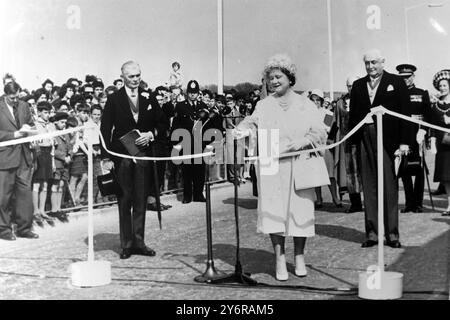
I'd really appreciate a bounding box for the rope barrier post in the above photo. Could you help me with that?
[358,107,403,300]
[70,124,111,288]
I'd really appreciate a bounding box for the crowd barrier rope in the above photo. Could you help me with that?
[1,106,449,164]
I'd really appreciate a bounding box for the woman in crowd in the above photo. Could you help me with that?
[308,89,343,209]
[232,54,327,281]
[430,70,450,216]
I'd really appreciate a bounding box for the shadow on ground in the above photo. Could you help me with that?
[315,224,366,244]
[185,243,277,278]
[83,233,121,254]
[222,198,258,210]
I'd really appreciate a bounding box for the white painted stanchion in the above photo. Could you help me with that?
[358,107,403,300]
[70,125,111,287]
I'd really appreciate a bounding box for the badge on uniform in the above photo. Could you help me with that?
[410,95,422,102]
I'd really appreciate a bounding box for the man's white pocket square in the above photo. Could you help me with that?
[147,105,152,110]
[387,84,394,92]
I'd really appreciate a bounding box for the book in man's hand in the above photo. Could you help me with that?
[119,129,147,156]
[323,109,334,128]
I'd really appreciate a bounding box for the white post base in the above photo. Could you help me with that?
[358,270,403,300]
[70,261,111,287]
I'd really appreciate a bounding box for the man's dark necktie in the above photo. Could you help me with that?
[130,90,138,114]
[13,105,20,128]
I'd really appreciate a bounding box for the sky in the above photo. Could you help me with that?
[1,0,450,95]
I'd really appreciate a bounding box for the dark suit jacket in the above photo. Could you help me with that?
[349,71,409,157]
[0,98,34,170]
[100,87,167,160]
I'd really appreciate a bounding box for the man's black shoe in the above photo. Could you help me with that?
[193,196,206,202]
[148,203,172,210]
[400,207,415,213]
[34,215,44,227]
[182,199,192,204]
[131,246,156,257]
[147,203,166,211]
[345,206,363,213]
[361,240,378,248]
[385,240,402,248]
[16,231,39,239]
[414,206,424,213]
[0,233,16,241]
[161,203,172,210]
[56,212,69,223]
[120,248,132,259]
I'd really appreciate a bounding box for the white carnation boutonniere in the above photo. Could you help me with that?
[141,92,150,99]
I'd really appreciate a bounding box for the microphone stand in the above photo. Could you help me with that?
[194,122,224,283]
[209,138,257,286]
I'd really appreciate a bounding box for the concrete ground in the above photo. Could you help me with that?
[0,173,448,300]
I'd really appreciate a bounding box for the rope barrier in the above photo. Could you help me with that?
[0,124,89,148]
[245,106,450,162]
[1,105,449,163]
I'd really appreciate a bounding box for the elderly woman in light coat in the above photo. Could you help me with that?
[232,54,327,281]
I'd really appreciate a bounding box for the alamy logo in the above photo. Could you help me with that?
[169,127,280,176]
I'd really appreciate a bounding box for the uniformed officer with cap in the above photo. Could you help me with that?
[396,63,432,213]
[171,80,223,203]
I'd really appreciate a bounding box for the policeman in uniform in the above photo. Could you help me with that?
[396,64,432,213]
[171,80,223,203]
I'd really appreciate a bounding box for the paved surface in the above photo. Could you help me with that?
[0,172,448,300]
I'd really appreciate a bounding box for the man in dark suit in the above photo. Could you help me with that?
[349,49,409,249]
[171,80,223,203]
[395,64,432,213]
[100,61,167,259]
[0,81,39,240]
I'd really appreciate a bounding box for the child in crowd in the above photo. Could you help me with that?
[169,61,183,88]
[51,112,72,222]
[32,101,56,227]
[83,104,104,203]
[69,103,90,206]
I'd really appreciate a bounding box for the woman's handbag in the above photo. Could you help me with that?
[293,141,330,190]
[97,162,122,197]
[442,132,450,146]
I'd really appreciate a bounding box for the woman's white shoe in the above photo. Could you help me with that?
[295,255,307,277]
[275,255,288,281]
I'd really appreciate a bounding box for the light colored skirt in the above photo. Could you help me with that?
[256,158,315,237]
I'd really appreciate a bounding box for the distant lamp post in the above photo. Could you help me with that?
[217,0,224,95]
[326,0,334,101]
[404,2,445,62]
